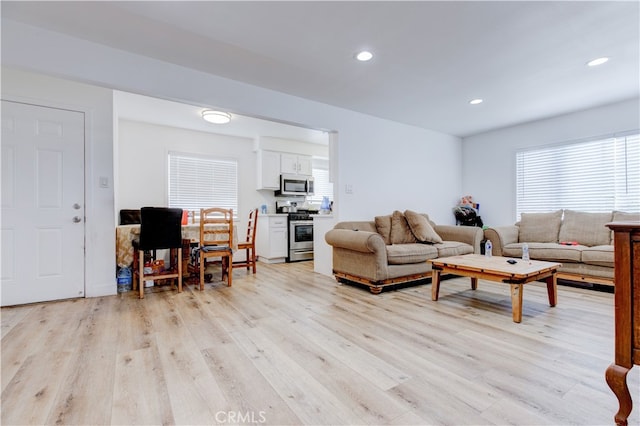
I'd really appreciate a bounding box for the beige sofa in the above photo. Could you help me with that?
[484,210,640,286]
[324,210,484,293]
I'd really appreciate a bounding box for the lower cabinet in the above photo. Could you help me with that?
[256,215,288,263]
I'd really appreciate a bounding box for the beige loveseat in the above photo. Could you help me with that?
[484,210,640,286]
[324,210,484,293]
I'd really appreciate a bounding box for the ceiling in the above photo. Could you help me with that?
[2,1,639,138]
[114,91,330,145]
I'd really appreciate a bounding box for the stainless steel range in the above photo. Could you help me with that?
[287,212,314,262]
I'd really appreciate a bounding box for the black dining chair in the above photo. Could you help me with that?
[132,207,183,299]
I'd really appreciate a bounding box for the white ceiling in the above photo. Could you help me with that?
[114,91,330,145]
[2,1,639,138]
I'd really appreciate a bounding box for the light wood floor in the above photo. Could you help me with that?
[2,261,638,426]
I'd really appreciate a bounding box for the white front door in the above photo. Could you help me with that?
[1,100,85,306]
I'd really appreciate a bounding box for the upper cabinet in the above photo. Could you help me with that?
[281,153,312,176]
[258,150,314,190]
[256,150,281,190]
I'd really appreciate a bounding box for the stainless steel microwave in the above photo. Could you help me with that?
[277,174,314,196]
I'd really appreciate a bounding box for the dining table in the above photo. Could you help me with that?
[116,223,238,267]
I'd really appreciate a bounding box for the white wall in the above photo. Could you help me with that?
[2,20,463,225]
[462,98,640,226]
[118,120,262,218]
[1,68,116,297]
[2,20,463,286]
[257,136,328,158]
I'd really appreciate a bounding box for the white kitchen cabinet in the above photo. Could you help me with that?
[280,153,312,176]
[256,150,281,190]
[256,215,288,263]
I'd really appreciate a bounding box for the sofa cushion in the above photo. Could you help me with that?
[558,210,612,247]
[518,210,563,243]
[390,210,418,244]
[374,215,392,245]
[612,210,640,222]
[387,243,437,265]
[434,241,474,258]
[404,210,443,244]
[611,211,640,243]
[582,245,614,267]
[503,242,582,262]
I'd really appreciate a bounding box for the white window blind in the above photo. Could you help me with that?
[516,133,640,220]
[168,152,238,213]
[310,158,333,203]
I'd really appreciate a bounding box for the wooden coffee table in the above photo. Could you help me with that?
[429,254,562,323]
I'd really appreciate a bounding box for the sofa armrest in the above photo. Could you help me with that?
[325,229,390,282]
[434,225,484,253]
[324,229,386,254]
[484,226,519,256]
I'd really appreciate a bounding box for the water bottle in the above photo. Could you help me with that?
[522,243,530,262]
[116,265,132,293]
[485,240,492,257]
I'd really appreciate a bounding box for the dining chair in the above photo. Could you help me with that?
[195,207,234,289]
[132,207,183,299]
[234,208,259,273]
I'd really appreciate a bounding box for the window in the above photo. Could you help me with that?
[168,152,238,215]
[516,133,639,219]
[309,157,333,203]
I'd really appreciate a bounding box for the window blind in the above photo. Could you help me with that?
[516,133,639,220]
[310,157,333,203]
[168,152,238,214]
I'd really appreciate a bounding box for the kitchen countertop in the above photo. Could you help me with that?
[262,212,332,217]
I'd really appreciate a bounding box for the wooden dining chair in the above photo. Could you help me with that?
[234,208,259,273]
[195,207,234,289]
[132,207,183,299]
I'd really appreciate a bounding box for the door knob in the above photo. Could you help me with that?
[73,203,81,210]
[72,216,82,223]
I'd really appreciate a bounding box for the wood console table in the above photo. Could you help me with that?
[606,222,640,426]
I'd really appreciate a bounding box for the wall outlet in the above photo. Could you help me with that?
[345,184,353,194]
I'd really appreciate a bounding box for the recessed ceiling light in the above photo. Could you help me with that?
[355,51,373,61]
[469,99,483,105]
[587,57,609,67]
[202,110,231,124]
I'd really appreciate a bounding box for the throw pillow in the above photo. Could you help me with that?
[390,210,418,244]
[404,210,443,243]
[374,214,392,245]
[610,211,640,243]
[558,210,612,247]
[518,210,563,243]
[612,210,640,222]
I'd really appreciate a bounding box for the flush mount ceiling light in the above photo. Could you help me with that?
[469,98,484,105]
[587,57,609,67]
[202,110,232,124]
[355,50,373,61]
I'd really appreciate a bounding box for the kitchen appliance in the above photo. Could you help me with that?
[276,174,314,196]
[276,200,297,213]
[287,211,314,262]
